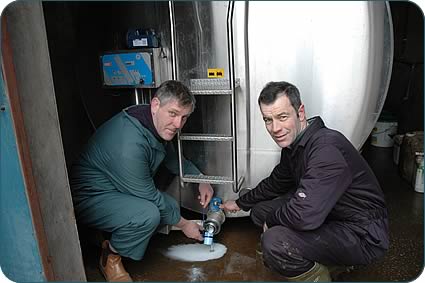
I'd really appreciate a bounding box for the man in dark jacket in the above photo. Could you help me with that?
[71,80,213,282]
[221,81,389,281]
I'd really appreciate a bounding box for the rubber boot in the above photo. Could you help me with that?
[286,262,331,282]
[328,265,354,281]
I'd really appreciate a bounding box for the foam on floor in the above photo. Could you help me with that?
[163,243,227,262]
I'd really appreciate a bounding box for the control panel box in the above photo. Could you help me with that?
[100,48,168,88]
[126,28,159,48]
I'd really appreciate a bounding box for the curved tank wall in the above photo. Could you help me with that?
[174,1,393,215]
[239,1,393,189]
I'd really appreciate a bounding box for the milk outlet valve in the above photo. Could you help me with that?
[203,197,225,246]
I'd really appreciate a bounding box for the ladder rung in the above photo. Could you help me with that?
[180,134,234,142]
[190,78,240,89]
[189,78,240,95]
[182,174,234,185]
[190,89,233,95]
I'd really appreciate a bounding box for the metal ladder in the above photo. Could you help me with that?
[170,2,241,193]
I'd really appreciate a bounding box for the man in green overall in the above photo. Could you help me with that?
[70,80,214,282]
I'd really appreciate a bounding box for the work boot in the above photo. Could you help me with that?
[329,265,354,281]
[256,241,263,256]
[255,241,264,265]
[99,240,133,282]
[286,262,331,282]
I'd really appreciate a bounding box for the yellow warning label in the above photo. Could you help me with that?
[207,68,225,78]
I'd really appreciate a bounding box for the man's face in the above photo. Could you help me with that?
[260,95,306,148]
[151,97,193,141]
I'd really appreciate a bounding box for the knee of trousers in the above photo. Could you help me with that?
[128,206,161,233]
[262,227,309,274]
[110,208,161,260]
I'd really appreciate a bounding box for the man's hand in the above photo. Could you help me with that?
[219,200,241,213]
[176,218,203,241]
[198,183,214,208]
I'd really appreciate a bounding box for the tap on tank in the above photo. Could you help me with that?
[203,197,225,246]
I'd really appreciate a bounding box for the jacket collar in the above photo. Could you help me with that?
[286,116,325,153]
[122,109,166,152]
[125,104,164,142]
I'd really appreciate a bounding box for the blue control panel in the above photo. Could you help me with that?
[101,51,154,87]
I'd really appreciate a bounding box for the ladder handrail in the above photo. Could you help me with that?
[227,1,239,193]
[169,1,185,189]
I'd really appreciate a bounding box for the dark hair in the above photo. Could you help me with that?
[258,81,302,112]
[154,80,196,111]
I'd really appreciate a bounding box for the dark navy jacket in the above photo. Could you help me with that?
[237,116,389,250]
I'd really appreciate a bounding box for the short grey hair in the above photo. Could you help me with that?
[154,80,196,111]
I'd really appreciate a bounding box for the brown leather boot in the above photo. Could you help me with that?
[99,240,133,282]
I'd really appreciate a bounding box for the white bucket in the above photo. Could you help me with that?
[370,121,398,147]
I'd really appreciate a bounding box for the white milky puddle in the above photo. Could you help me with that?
[163,243,227,262]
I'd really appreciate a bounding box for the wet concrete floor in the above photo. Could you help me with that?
[80,145,423,281]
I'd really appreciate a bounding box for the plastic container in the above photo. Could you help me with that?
[371,121,398,147]
[371,112,398,147]
[414,153,424,193]
[399,131,424,190]
[393,134,404,164]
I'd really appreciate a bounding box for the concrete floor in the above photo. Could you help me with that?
[80,145,424,282]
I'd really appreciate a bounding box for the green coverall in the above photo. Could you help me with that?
[70,109,200,260]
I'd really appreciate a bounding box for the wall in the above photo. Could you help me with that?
[43,1,172,168]
[0,58,45,282]
[384,2,424,133]
[2,2,86,281]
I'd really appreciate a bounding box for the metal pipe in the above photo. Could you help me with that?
[203,197,225,245]
[243,1,251,186]
[237,176,245,191]
[168,1,177,80]
[134,88,139,105]
[177,131,184,188]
